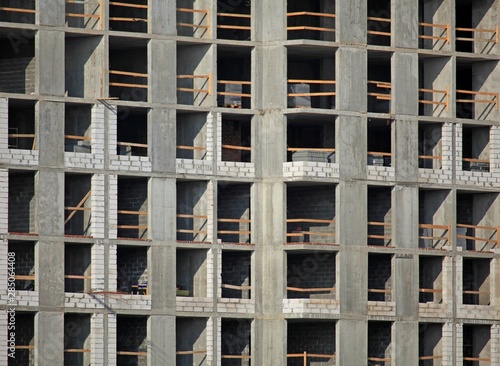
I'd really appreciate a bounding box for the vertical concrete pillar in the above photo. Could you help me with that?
[148,316,176,366]
[149,0,176,35]
[36,31,65,96]
[35,312,64,366]
[391,0,418,49]
[336,0,367,44]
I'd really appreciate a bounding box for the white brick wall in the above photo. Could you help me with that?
[442,322,453,365]
[107,314,117,366]
[441,122,454,172]
[455,123,463,171]
[108,244,117,292]
[108,176,118,239]
[283,161,340,179]
[176,158,213,175]
[91,313,104,366]
[0,239,7,295]
[91,174,106,239]
[491,323,500,365]
[206,112,214,161]
[91,240,105,292]
[209,316,215,366]
[0,171,7,234]
[108,106,118,157]
[92,104,105,160]
[0,310,7,366]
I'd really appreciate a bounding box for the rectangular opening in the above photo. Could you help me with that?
[367,0,391,46]
[456,0,498,54]
[117,246,148,295]
[177,44,212,107]
[176,1,209,38]
[368,53,391,113]
[8,170,36,234]
[176,112,208,160]
[287,52,336,109]
[287,116,335,163]
[368,253,392,302]
[463,258,490,306]
[287,251,336,300]
[0,0,35,24]
[217,182,251,244]
[176,317,208,365]
[176,249,208,298]
[65,244,91,293]
[418,56,450,117]
[418,0,450,50]
[8,99,35,150]
[419,189,451,250]
[419,323,443,364]
[419,122,443,169]
[419,256,443,304]
[221,250,252,299]
[117,316,148,364]
[221,319,252,364]
[176,180,209,243]
[65,104,92,153]
[65,0,101,29]
[116,107,148,157]
[117,177,148,239]
[221,115,251,162]
[64,313,91,366]
[109,39,148,102]
[217,1,251,41]
[367,186,392,247]
[11,312,35,365]
[463,324,491,365]
[9,241,35,291]
[368,321,392,365]
[287,320,336,365]
[109,0,148,33]
[287,0,336,41]
[0,33,35,94]
[65,174,92,237]
[217,46,251,109]
[286,184,336,244]
[462,125,490,172]
[367,119,392,167]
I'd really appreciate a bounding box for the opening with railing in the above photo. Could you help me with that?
[0,0,35,24]
[368,321,392,365]
[221,250,252,299]
[221,319,252,365]
[177,180,209,243]
[419,256,443,304]
[287,116,335,164]
[368,254,392,302]
[368,52,391,114]
[12,312,35,364]
[176,4,210,38]
[117,316,148,364]
[177,111,209,160]
[287,320,336,366]
[0,34,35,94]
[65,0,101,30]
[419,122,443,170]
[221,115,251,163]
[177,44,212,106]
[65,174,92,237]
[463,258,490,306]
[286,184,336,245]
[109,0,147,33]
[367,0,391,46]
[117,246,148,295]
[9,241,36,291]
[286,0,335,41]
[177,249,208,298]
[65,104,92,154]
[217,47,251,109]
[286,251,336,300]
[64,313,91,366]
[8,170,36,235]
[367,119,392,168]
[462,125,490,172]
[418,0,450,51]
[117,177,148,239]
[419,189,451,250]
[419,323,443,364]
[368,186,392,247]
[217,1,251,41]
[65,244,91,293]
[456,0,498,54]
[116,107,148,157]
[8,99,36,150]
[217,182,251,244]
[176,317,208,365]
[463,324,491,365]
[418,55,450,117]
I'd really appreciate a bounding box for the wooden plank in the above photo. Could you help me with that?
[177,22,209,29]
[0,7,36,14]
[15,345,35,350]
[109,17,147,22]
[419,223,449,230]
[287,147,335,152]
[64,206,91,211]
[176,7,209,15]
[457,223,496,231]
[65,275,91,279]
[217,12,251,19]
[419,155,442,160]
[217,25,251,30]
[288,92,336,97]
[287,286,335,292]
[176,87,210,94]
[118,210,148,215]
[176,350,207,355]
[110,70,147,78]
[217,91,252,97]
[66,13,100,18]
[217,218,251,223]
[109,82,148,89]
[221,355,251,359]
[287,218,335,223]
[221,284,252,290]
[286,231,336,237]
[368,16,391,23]
[9,134,35,138]
[65,191,91,225]
[14,275,35,280]
[117,225,148,229]
[419,88,448,94]
[64,349,91,353]
[109,1,148,9]
[221,144,251,151]
[419,22,448,29]
[287,11,336,18]
[367,151,391,157]
[218,80,251,85]
[176,214,208,219]
[176,145,206,151]
[287,26,335,33]
[419,288,443,293]
[456,27,495,33]
[217,230,252,235]
[419,355,443,360]
[176,229,208,234]
[117,351,147,356]
[116,141,148,148]
[65,134,91,141]
[288,79,335,84]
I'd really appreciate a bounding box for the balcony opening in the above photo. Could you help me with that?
[109,39,148,102]
[287,320,336,365]
[221,250,252,299]
[117,246,148,295]
[117,107,148,157]
[463,324,491,365]
[367,119,392,167]
[176,180,209,243]
[418,56,450,117]
[176,2,209,38]
[65,104,92,153]
[419,323,443,364]
[287,251,336,300]
[64,244,91,293]
[0,34,35,94]
[463,258,490,306]
[217,182,251,244]
[367,186,392,247]
[287,116,335,163]
[286,184,336,245]
[64,313,91,366]
[8,241,35,291]
[456,0,498,54]
[65,174,92,237]
[221,319,251,365]
[368,53,391,114]
[217,47,251,109]
[217,1,251,41]
[65,0,101,29]
[368,253,392,302]
[367,0,391,46]
[419,123,443,169]
[117,316,148,364]
[8,170,36,234]
[221,115,251,163]
[419,256,443,304]
[418,0,450,51]
[368,321,392,365]
[109,0,148,33]
[176,317,209,365]
[176,249,208,298]
[462,125,490,172]
[117,177,148,239]
[286,0,336,42]
[177,44,211,107]
[0,0,35,24]
[8,99,35,150]
[11,312,35,365]
[177,112,208,160]
[419,189,451,250]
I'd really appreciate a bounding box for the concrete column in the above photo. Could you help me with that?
[37,101,64,167]
[149,40,176,104]
[392,53,418,116]
[149,0,176,35]
[148,315,176,366]
[335,48,367,112]
[391,0,418,49]
[149,108,176,173]
[336,116,367,179]
[36,31,65,96]
[392,322,418,366]
[37,0,65,26]
[393,119,418,182]
[35,312,64,366]
[336,0,367,44]
[337,319,367,366]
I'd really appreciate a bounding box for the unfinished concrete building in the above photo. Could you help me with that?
[1,0,500,365]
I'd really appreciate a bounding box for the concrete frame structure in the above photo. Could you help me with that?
[1,0,500,365]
